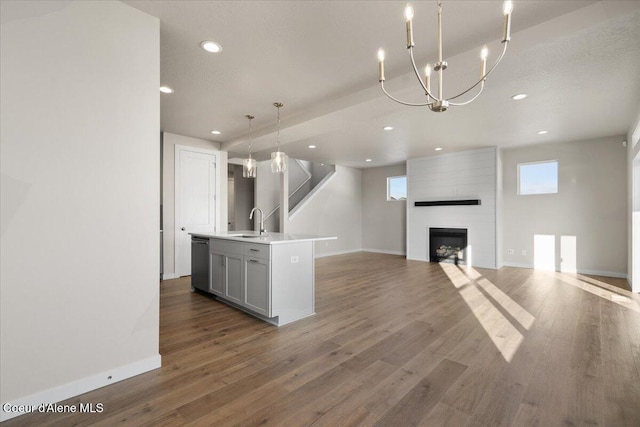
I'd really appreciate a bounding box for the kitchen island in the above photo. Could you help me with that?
[189,231,336,326]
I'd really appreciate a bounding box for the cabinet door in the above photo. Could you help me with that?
[225,253,243,305]
[244,257,271,317]
[209,251,225,297]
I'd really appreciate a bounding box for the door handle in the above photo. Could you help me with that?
[181,227,185,231]
[249,259,259,263]
[250,248,259,252]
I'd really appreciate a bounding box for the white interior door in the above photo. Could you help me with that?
[176,147,217,277]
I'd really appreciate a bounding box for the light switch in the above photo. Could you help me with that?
[291,256,299,263]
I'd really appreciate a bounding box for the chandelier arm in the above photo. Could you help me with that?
[381,81,434,107]
[408,47,437,101]
[447,42,508,101]
[448,81,485,106]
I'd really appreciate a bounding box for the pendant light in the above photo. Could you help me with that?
[242,114,257,178]
[270,102,287,174]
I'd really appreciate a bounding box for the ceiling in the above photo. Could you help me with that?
[124,1,640,168]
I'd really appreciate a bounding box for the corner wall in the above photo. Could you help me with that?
[287,165,362,257]
[628,109,640,291]
[1,1,160,419]
[502,136,627,277]
[361,164,407,255]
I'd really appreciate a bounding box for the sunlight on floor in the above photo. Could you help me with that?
[476,277,535,330]
[441,264,535,362]
[556,272,640,313]
[440,263,470,288]
[458,283,524,362]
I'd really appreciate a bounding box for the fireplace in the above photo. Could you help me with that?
[429,228,468,265]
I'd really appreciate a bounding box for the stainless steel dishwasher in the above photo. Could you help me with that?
[190,236,210,292]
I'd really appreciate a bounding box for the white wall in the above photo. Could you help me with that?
[628,109,640,291]
[496,149,504,268]
[361,164,407,255]
[161,132,225,279]
[0,0,160,419]
[255,160,281,232]
[287,166,362,257]
[502,137,627,277]
[407,148,498,268]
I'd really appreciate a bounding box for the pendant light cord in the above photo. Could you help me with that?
[245,114,255,158]
[276,105,281,152]
[248,117,253,157]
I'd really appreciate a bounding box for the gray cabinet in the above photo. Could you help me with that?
[244,257,270,317]
[224,253,243,305]
[209,239,243,304]
[209,251,225,296]
[209,239,263,310]
[207,237,314,326]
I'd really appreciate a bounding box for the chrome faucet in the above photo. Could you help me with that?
[249,207,266,234]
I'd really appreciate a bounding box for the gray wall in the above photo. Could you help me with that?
[502,137,627,277]
[0,0,160,416]
[361,164,407,255]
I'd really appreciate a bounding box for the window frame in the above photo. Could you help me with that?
[517,160,559,196]
[387,175,407,201]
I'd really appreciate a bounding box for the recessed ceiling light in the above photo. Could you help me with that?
[159,86,174,93]
[383,126,394,131]
[365,159,372,162]
[308,145,317,149]
[537,130,548,135]
[211,130,221,135]
[435,147,443,151]
[511,93,527,100]
[200,41,222,53]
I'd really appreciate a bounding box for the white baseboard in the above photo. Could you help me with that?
[502,262,532,269]
[501,262,628,279]
[0,354,161,422]
[162,273,179,280]
[361,248,406,256]
[574,269,628,279]
[314,248,362,258]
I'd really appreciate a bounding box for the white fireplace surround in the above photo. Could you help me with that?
[407,148,498,269]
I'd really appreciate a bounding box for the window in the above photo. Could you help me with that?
[387,176,407,201]
[518,160,558,195]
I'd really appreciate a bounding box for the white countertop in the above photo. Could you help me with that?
[190,230,337,245]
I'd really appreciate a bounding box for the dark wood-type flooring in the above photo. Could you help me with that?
[4,252,640,426]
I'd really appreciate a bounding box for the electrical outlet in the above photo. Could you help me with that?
[507,249,514,255]
[521,250,527,256]
[291,256,299,263]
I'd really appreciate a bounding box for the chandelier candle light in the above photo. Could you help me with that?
[270,102,288,174]
[378,0,513,112]
[242,114,257,178]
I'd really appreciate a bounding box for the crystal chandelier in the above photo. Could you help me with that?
[242,114,257,178]
[270,102,288,174]
[377,0,513,112]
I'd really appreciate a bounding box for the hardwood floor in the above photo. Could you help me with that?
[5,252,640,426]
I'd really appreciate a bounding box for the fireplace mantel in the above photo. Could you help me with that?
[415,199,480,207]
